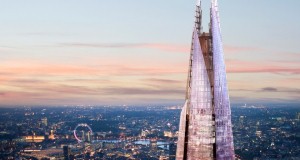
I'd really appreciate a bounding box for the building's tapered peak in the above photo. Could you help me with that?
[196,0,201,6]
[211,0,221,29]
[176,1,235,159]
[211,0,218,7]
[194,0,202,34]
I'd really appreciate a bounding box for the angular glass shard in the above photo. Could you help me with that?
[176,100,188,160]
[211,1,235,159]
[187,29,214,160]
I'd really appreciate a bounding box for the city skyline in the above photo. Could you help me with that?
[0,0,300,106]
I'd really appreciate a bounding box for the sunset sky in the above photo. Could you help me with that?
[0,0,299,106]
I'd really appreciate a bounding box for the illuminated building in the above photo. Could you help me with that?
[49,130,55,140]
[82,130,85,142]
[164,131,173,138]
[23,133,45,143]
[140,130,149,137]
[176,0,235,159]
[41,117,48,126]
[87,131,92,142]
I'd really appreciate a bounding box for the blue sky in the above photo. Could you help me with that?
[0,0,299,106]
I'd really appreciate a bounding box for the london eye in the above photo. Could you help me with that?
[73,123,93,143]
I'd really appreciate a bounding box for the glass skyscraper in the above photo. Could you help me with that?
[176,0,235,159]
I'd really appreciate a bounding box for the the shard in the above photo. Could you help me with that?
[176,0,235,159]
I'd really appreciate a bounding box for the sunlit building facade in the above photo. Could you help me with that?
[176,0,234,159]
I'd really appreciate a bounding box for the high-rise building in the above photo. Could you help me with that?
[41,117,48,126]
[176,0,235,159]
[169,142,177,160]
[82,130,86,142]
[63,145,70,160]
[49,130,55,140]
[87,131,92,142]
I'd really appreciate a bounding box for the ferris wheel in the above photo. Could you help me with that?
[73,123,93,143]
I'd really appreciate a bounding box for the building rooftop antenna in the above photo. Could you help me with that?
[195,0,202,35]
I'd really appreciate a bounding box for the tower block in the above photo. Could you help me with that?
[176,1,235,159]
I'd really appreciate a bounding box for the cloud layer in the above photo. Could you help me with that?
[0,42,299,106]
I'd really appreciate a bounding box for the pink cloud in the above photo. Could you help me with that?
[142,43,189,53]
[62,42,266,54]
[229,68,300,74]
[60,42,190,53]
[0,60,187,77]
[227,60,300,74]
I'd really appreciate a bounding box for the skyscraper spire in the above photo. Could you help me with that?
[176,1,235,159]
[211,0,234,158]
[196,0,201,6]
[211,0,221,30]
[186,0,203,101]
[195,0,202,34]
